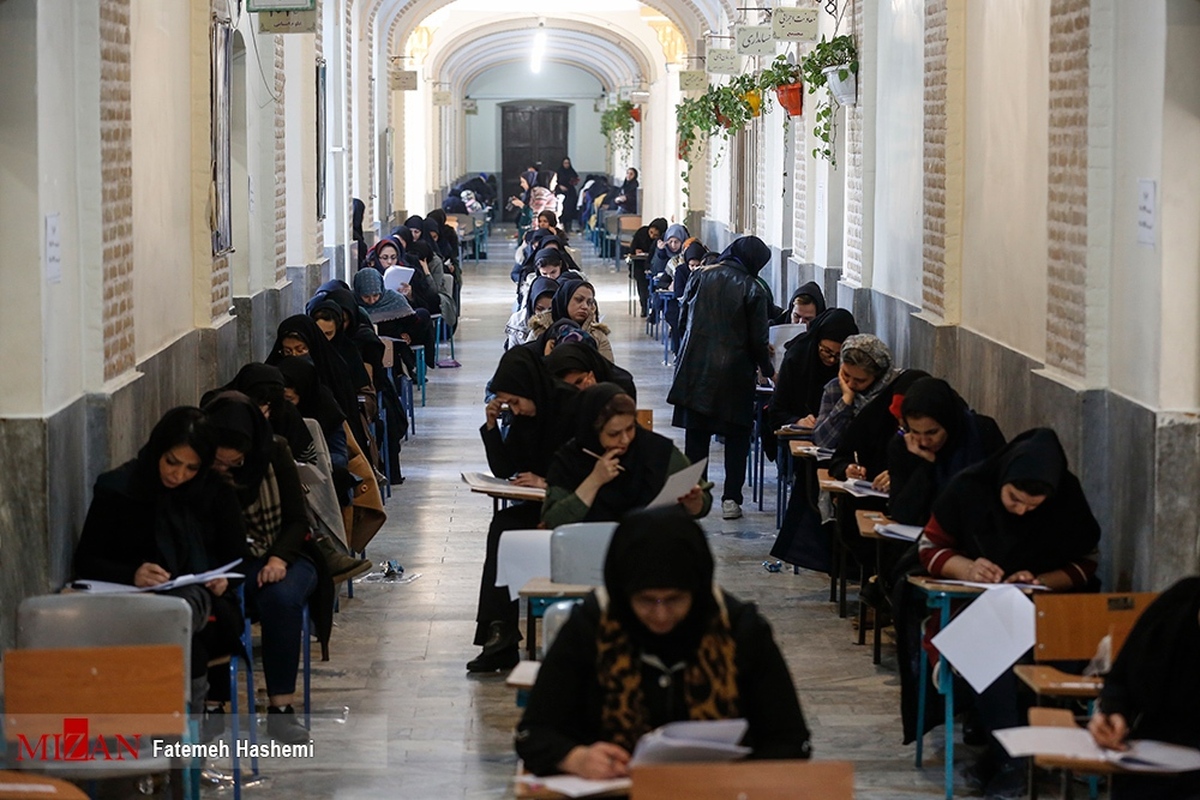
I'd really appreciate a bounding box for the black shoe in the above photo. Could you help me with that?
[266,705,311,745]
[466,645,520,673]
[478,620,521,653]
[983,759,1028,799]
[200,705,225,743]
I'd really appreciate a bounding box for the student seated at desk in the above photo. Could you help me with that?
[916,428,1101,799]
[515,507,811,778]
[886,377,1005,526]
[203,393,334,744]
[772,281,826,327]
[470,347,581,673]
[541,384,710,528]
[1089,576,1200,800]
[506,276,558,351]
[73,407,247,716]
[811,334,899,451]
[528,279,614,363]
[544,342,637,400]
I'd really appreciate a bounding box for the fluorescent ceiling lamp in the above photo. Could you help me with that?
[530,27,547,73]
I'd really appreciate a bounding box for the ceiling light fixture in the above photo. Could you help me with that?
[530,20,547,73]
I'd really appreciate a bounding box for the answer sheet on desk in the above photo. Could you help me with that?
[930,584,1035,693]
[515,774,632,798]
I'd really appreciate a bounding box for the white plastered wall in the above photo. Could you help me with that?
[463,63,606,175]
[871,0,924,306]
[285,35,322,265]
[960,0,1050,362]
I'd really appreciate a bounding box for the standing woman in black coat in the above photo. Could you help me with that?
[469,347,580,673]
[667,236,776,521]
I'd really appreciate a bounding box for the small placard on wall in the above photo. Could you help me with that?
[679,70,708,92]
[45,212,62,284]
[735,25,775,56]
[258,10,317,34]
[432,90,452,106]
[1137,179,1156,247]
[389,69,418,91]
[707,48,740,75]
[462,99,478,114]
[772,8,819,42]
[248,0,314,10]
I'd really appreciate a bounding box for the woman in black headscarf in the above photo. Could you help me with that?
[544,341,636,399]
[506,275,558,351]
[668,236,776,519]
[773,281,827,326]
[769,308,859,430]
[202,393,335,745]
[206,362,317,466]
[529,279,613,362]
[630,217,667,317]
[1090,576,1200,800]
[426,208,462,309]
[913,428,1102,797]
[266,314,369,454]
[403,214,425,241]
[524,318,597,359]
[275,355,348,470]
[469,347,581,673]
[612,167,638,215]
[541,384,710,528]
[555,158,580,232]
[74,407,247,714]
[515,506,811,778]
[886,377,1006,525]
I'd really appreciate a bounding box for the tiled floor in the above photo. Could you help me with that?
[242,233,958,798]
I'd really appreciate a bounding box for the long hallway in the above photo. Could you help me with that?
[254,234,944,799]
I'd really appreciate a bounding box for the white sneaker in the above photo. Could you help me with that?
[721,500,743,520]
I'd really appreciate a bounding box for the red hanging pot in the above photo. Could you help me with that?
[775,82,803,117]
[630,106,642,123]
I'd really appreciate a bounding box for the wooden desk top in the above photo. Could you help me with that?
[856,509,893,539]
[518,577,594,599]
[0,772,88,800]
[1013,664,1103,698]
[774,426,814,439]
[906,574,988,595]
[817,468,847,493]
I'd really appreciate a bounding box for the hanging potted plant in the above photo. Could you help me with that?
[600,99,636,163]
[732,72,762,118]
[758,54,803,118]
[630,105,642,123]
[675,94,718,201]
[710,82,752,138]
[799,34,859,166]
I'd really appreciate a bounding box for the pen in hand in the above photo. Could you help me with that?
[582,448,626,472]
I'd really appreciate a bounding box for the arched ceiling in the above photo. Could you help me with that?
[368,0,733,56]
[430,21,654,94]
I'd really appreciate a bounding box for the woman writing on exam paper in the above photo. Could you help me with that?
[541,383,710,528]
[1089,575,1200,799]
[73,407,247,714]
[913,427,1101,799]
[515,507,811,778]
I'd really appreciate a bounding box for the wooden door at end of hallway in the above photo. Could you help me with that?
[500,103,568,220]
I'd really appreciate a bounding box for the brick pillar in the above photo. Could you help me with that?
[274,35,288,283]
[842,0,865,286]
[367,18,376,224]
[100,0,135,380]
[921,0,965,323]
[1045,0,1090,378]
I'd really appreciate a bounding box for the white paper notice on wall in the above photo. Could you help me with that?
[45,213,62,285]
[679,70,708,92]
[772,7,819,42]
[735,25,776,56]
[1137,179,1156,247]
[257,10,317,34]
[706,48,740,75]
[432,91,452,107]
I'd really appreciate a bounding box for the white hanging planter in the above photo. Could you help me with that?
[822,64,857,106]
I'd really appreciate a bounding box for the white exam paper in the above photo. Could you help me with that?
[768,324,805,375]
[930,584,1035,693]
[495,529,552,602]
[515,774,632,798]
[644,458,708,510]
[383,265,416,291]
[993,727,1200,773]
[875,523,924,541]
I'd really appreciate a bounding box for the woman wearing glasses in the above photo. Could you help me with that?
[515,507,811,779]
[768,308,859,432]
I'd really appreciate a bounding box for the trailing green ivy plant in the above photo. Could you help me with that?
[600,99,636,164]
[798,34,858,167]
